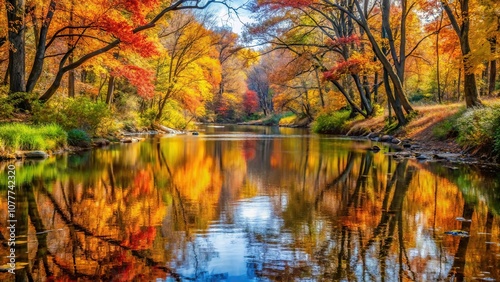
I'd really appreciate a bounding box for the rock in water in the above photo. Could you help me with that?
[379,135,393,142]
[24,151,49,159]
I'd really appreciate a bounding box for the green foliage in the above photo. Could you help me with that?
[0,87,14,119]
[32,96,113,135]
[67,129,91,147]
[312,110,350,134]
[456,106,498,148]
[409,91,434,103]
[262,114,282,126]
[432,108,466,140]
[0,123,67,152]
[140,108,157,128]
[158,100,193,130]
[493,111,500,156]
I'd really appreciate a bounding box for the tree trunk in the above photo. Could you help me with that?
[105,75,115,105]
[331,80,367,118]
[442,0,482,108]
[68,1,75,98]
[7,0,26,93]
[384,70,406,125]
[436,12,443,103]
[457,68,462,101]
[489,37,497,96]
[26,0,56,93]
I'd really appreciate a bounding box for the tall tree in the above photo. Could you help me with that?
[441,0,483,107]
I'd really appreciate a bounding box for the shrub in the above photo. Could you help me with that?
[456,107,498,148]
[279,114,298,126]
[0,123,67,152]
[32,96,112,135]
[492,109,500,156]
[140,108,157,128]
[67,129,91,147]
[0,94,14,119]
[312,110,351,134]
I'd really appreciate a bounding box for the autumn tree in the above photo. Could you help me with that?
[2,0,230,107]
[243,89,259,115]
[153,11,221,123]
[441,0,483,107]
[209,27,253,121]
[247,58,274,116]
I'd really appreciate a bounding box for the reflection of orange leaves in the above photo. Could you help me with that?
[270,141,281,168]
[243,140,256,160]
[124,226,157,250]
[131,169,154,197]
[174,156,221,201]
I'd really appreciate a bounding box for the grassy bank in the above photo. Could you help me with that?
[0,123,67,153]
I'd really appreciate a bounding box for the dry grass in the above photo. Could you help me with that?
[348,98,500,153]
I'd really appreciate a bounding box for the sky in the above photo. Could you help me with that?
[209,0,254,34]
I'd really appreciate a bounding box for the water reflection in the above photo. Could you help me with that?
[0,125,499,281]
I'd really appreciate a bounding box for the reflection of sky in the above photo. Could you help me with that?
[169,196,312,281]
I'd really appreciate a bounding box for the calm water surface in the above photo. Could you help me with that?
[0,125,499,281]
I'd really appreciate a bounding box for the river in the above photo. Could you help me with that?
[0,125,499,281]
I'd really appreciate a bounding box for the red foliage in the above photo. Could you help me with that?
[243,90,259,114]
[325,34,361,48]
[119,0,160,25]
[127,226,157,250]
[323,58,364,81]
[243,140,256,160]
[100,15,159,57]
[217,100,230,115]
[112,65,155,99]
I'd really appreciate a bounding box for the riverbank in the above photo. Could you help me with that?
[242,100,500,165]
[2,100,499,165]
[346,101,500,165]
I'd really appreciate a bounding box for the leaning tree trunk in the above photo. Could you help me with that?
[26,0,56,93]
[442,0,482,108]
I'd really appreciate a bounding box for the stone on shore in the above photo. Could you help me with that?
[92,138,110,146]
[24,151,49,159]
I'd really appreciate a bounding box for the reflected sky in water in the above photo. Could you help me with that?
[0,125,499,281]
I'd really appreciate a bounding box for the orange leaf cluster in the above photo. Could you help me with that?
[112,65,155,99]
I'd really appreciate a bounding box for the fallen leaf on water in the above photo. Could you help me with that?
[444,230,470,237]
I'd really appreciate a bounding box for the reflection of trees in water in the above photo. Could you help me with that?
[1,136,499,281]
[268,154,420,281]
